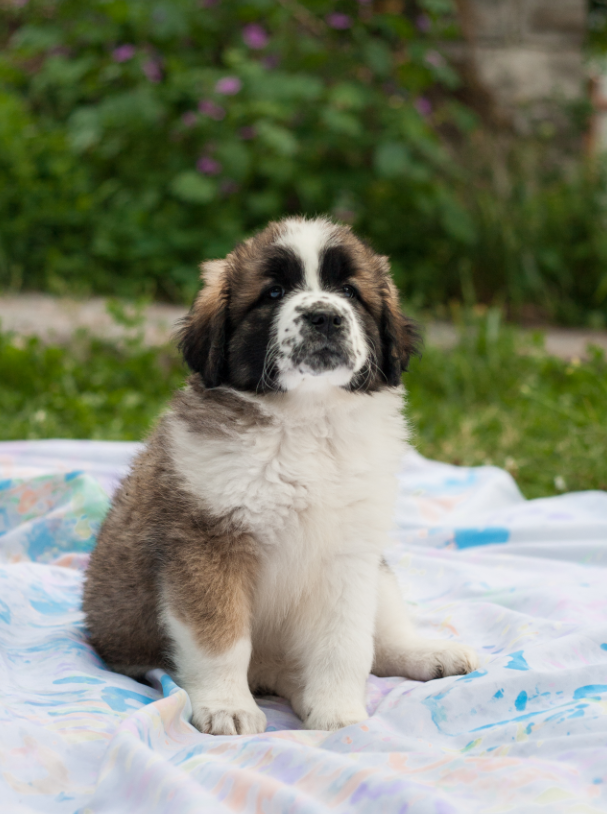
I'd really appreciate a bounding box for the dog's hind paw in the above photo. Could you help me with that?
[376,639,479,682]
[403,640,479,681]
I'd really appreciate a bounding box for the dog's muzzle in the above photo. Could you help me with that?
[292,306,353,372]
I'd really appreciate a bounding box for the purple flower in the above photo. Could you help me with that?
[12,0,29,7]
[425,50,445,68]
[326,13,351,30]
[197,156,222,175]
[198,99,226,120]
[239,126,256,140]
[416,14,431,33]
[181,112,198,127]
[143,58,162,83]
[415,97,432,117]
[243,23,269,50]
[215,76,242,95]
[112,44,136,63]
[262,54,280,70]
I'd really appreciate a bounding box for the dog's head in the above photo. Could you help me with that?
[178,217,420,393]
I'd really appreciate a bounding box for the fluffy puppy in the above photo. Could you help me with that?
[83,216,478,735]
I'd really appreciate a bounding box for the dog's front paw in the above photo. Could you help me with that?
[191,701,267,735]
[303,704,368,732]
[400,640,479,681]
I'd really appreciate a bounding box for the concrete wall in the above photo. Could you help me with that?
[457,0,586,120]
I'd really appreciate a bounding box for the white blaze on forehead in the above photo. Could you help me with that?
[274,218,335,291]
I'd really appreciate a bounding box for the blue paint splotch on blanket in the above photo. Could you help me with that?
[0,441,606,814]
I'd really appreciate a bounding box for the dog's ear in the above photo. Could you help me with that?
[178,260,229,388]
[379,267,422,386]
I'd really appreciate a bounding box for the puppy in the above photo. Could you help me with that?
[83,216,478,735]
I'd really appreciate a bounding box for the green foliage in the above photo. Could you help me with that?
[448,140,607,327]
[407,310,607,499]
[0,328,185,440]
[1,316,605,499]
[1,1,606,325]
[0,0,463,302]
[589,1,607,54]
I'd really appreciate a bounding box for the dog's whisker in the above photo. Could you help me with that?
[257,344,281,395]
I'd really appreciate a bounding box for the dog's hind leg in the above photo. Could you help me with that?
[373,562,479,681]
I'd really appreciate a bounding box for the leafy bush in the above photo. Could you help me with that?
[0,0,465,301]
[1,0,606,325]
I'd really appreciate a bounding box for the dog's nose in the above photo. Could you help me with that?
[306,310,343,338]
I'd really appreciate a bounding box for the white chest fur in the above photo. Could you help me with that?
[167,384,407,549]
[167,383,407,654]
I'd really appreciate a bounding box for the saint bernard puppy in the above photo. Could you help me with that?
[83,216,478,736]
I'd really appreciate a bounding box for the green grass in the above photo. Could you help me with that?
[1,313,605,499]
[407,311,607,499]
[0,328,185,442]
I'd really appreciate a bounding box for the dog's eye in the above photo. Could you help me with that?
[266,286,285,301]
[342,285,356,299]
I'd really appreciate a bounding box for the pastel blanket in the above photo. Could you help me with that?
[1,440,606,814]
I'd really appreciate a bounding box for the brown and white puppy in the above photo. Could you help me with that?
[83,216,478,736]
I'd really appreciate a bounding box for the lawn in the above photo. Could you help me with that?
[406,312,607,499]
[1,310,605,500]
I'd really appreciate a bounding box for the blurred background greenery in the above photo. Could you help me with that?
[1,0,607,326]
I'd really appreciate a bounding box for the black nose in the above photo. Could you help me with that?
[306,310,343,338]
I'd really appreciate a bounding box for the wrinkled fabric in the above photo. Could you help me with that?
[0,440,605,814]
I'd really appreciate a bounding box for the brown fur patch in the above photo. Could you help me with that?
[177,260,230,387]
[316,224,421,387]
[225,220,286,323]
[178,222,302,388]
[82,384,262,670]
[163,529,258,654]
[83,436,178,673]
[329,225,388,321]
[172,375,272,437]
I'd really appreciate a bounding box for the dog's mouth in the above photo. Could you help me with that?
[292,340,352,374]
[307,348,349,373]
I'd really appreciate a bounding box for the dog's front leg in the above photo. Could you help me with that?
[161,536,266,736]
[292,557,378,731]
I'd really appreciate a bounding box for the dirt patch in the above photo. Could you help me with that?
[1,294,606,360]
